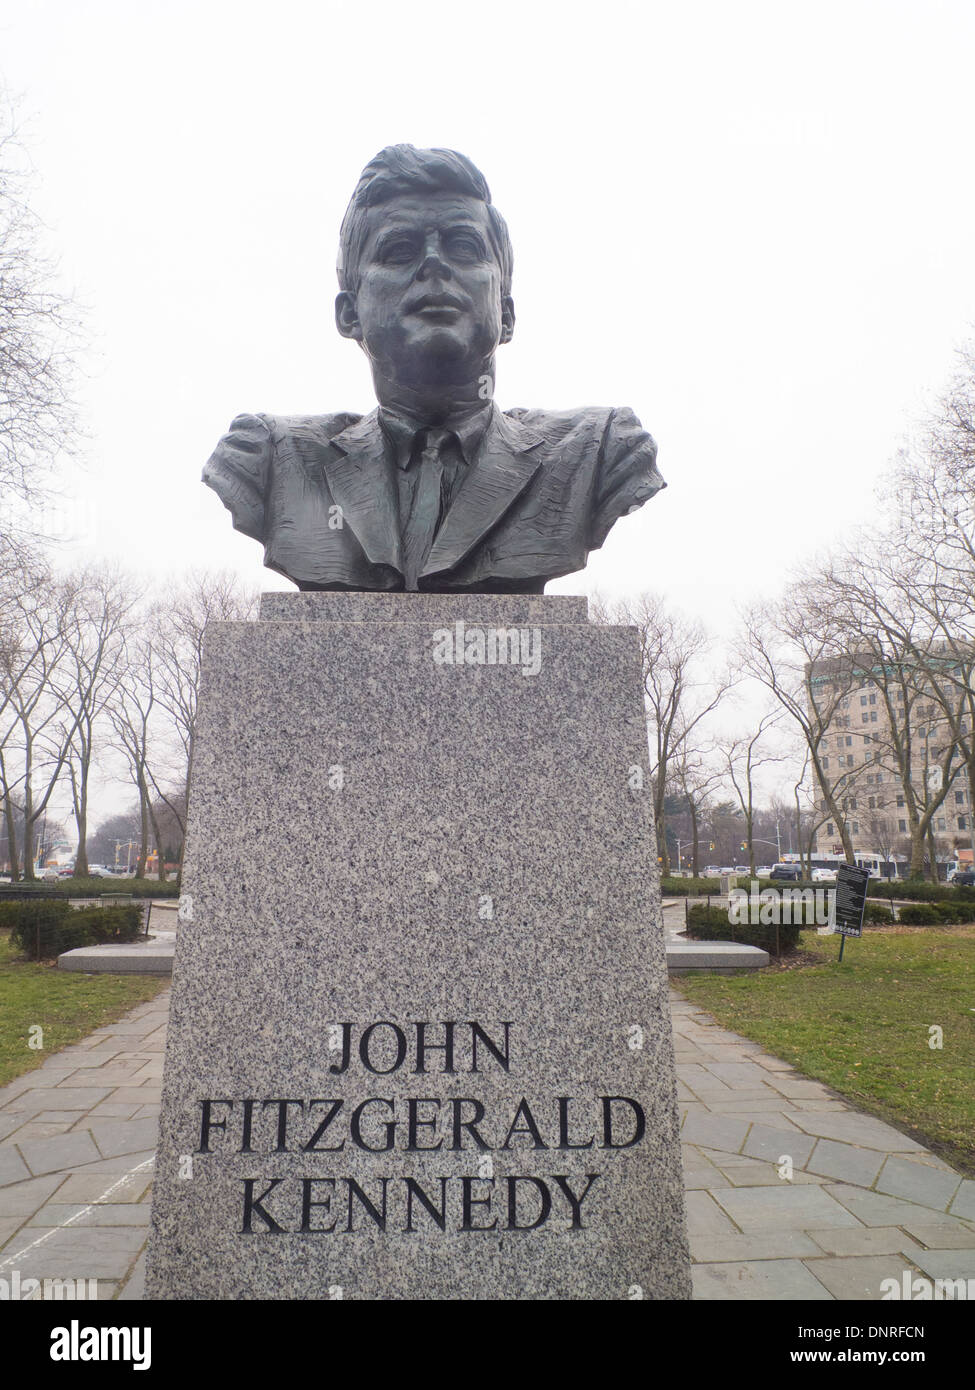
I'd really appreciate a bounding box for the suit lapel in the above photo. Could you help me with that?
[422,408,544,578]
[323,412,403,573]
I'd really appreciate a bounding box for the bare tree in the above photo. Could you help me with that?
[820,545,964,878]
[592,592,734,873]
[140,571,258,874]
[0,99,82,557]
[60,567,140,875]
[670,749,724,876]
[0,568,83,878]
[718,709,786,876]
[107,633,159,880]
[738,589,864,863]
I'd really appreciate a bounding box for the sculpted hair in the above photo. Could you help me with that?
[337,144,513,297]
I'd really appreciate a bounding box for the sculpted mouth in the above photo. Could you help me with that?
[408,294,467,313]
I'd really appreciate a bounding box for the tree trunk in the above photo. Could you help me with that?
[926,822,939,883]
[2,792,19,881]
[689,797,700,877]
[22,739,35,880]
[656,805,670,876]
[147,799,168,883]
[70,764,90,877]
[135,770,150,878]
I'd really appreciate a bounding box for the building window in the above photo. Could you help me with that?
[826,822,834,836]
[822,757,829,770]
[899,819,907,832]
[846,736,852,746]
[959,816,968,831]
[937,818,947,832]
[862,714,869,723]
[852,821,860,834]
[860,695,868,706]
[868,797,876,809]
[956,791,966,804]
[870,711,878,722]
[897,796,905,808]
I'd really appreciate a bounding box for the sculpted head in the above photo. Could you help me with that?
[335,146,515,394]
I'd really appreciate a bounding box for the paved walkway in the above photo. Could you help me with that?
[0,988,973,1299]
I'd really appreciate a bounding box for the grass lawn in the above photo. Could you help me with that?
[676,925,975,1176]
[0,928,169,1088]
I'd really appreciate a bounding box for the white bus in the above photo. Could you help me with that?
[778,851,905,881]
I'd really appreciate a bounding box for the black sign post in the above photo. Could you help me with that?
[834,863,871,961]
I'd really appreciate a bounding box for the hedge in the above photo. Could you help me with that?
[659,876,722,896]
[685,904,802,956]
[662,875,975,907]
[0,877,178,901]
[863,902,896,924]
[895,901,975,925]
[867,880,975,904]
[1,901,145,961]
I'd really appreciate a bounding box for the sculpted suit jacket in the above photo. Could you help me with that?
[202,403,665,591]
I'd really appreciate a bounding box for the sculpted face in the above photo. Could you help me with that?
[336,191,514,390]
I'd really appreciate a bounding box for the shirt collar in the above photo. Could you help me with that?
[378,403,494,470]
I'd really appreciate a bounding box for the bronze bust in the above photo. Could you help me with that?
[203,145,665,592]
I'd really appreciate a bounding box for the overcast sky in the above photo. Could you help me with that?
[3,0,975,838]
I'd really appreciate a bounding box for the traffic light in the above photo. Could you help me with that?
[740,841,747,852]
[708,841,715,851]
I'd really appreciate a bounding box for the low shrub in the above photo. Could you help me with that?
[863,902,896,925]
[685,904,802,956]
[659,876,722,896]
[868,880,973,904]
[896,904,941,926]
[3,901,144,960]
[0,877,178,899]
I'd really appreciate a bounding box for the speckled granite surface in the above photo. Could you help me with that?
[145,594,690,1299]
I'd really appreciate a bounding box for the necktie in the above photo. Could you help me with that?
[402,427,451,591]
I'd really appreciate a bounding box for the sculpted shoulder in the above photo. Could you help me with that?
[257,411,364,445]
[503,404,655,448]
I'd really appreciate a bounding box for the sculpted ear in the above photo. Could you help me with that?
[499,295,515,345]
[335,291,362,341]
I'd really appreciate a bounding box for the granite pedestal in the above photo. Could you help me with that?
[145,593,690,1299]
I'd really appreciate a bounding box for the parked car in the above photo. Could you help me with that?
[718,866,737,876]
[951,870,975,886]
[755,866,773,877]
[769,863,802,881]
[703,866,721,877]
[811,868,837,882]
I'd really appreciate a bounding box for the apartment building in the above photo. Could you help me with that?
[807,652,973,859]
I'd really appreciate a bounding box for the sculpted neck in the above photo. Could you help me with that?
[371,365,496,425]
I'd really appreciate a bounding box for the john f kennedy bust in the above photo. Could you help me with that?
[203,145,666,593]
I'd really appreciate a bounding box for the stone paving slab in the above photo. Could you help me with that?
[1,985,973,1300]
[875,1155,963,1210]
[692,1258,834,1300]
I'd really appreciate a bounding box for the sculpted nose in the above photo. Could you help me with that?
[417,236,451,281]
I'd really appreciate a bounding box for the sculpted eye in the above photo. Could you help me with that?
[379,239,416,264]
[448,234,484,259]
